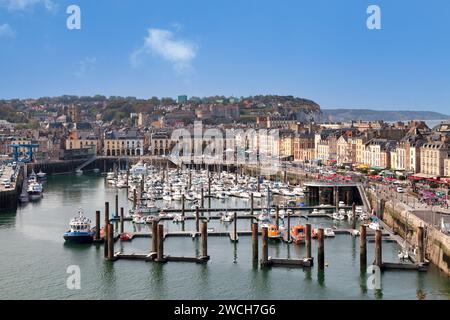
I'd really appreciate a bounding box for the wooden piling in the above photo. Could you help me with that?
[107,223,114,261]
[252,223,258,262]
[201,188,204,209]
[335,187,339,212]
[133,189,137,210]
[275,205,279,229]
[120,207,124,234]
[317,228,325,270]
[360,225,367,270]
[95,210,100,241]
[201,221,208,259]
[305,224,312,259]
[233,211,238,242]
[352,202,356,230]
[286,208,291,243]
[261,226,269,267]
[208,177,211,216]
[104,202,110,258]
[182,194,185,217]
[417,226,425,264]
[195,206,199,233]
[156,224,165,262]
[115,194,119,217]
[152,220,158,254]
[375,229,382,267]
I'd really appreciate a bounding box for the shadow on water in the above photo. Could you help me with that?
[149,264,167,299]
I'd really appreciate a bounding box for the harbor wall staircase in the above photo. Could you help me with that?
[75,156,97,172]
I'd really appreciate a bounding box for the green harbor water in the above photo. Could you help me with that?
[0,174,449,300]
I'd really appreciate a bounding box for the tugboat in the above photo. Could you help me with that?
[63,210,95,243]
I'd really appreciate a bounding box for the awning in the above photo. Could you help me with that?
[412,173,438,179]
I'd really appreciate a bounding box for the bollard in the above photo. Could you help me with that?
[120,207,124,234]
[201,221,208,259]
[95,210,100,241]
[305,224,312,259]
[417,226,425,264]
[317,228,324,270]
[375,229,382,267]
[261,226,269,267]
[360,225,367,270]
[252,223,258,262]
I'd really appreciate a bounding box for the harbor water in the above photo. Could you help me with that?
[0,174,449,300]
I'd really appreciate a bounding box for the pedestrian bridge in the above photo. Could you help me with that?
[304,181,359,188]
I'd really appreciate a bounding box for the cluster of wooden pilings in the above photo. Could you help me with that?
[96,193,427,273]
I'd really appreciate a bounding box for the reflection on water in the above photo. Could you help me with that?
[0,173,449,300]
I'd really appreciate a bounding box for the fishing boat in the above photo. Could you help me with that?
[290,225,306,244]
[27,182,43,200]
[63,210,95,243]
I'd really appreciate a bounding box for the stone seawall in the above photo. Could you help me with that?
[368,189,450,275]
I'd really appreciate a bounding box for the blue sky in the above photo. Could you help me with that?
[0,0,449,112]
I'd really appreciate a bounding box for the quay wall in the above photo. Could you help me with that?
[28,160,85,175]
[0,165,23,213]
[368,189,450,275]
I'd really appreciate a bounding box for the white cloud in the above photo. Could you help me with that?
[0,0,56,11]
[0,23,15,37]
[132,28,198,73]
[74,57,96,78]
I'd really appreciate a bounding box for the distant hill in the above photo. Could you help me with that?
[322,109,450,122]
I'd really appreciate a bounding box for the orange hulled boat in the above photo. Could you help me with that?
[290,225,306,244]
[268,224,282,240]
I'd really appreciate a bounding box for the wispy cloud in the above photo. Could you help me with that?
[74,57,96,78]
[0,0,57,12]
[0,23,15,37]
[131,27,198,73]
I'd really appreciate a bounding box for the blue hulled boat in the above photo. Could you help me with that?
[63,210,95,243]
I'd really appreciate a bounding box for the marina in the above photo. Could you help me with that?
[0,169,449,300]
